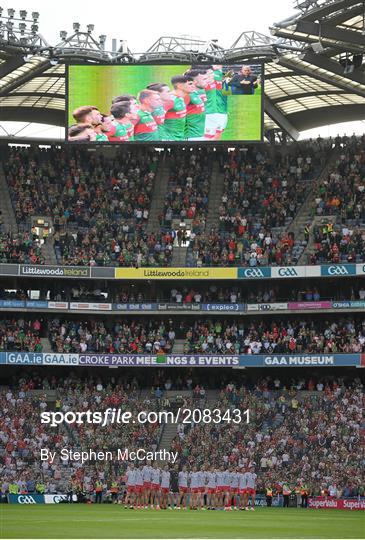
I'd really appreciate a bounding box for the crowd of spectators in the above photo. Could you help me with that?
[0,318,43,352]
[0,372,362,497]
[4,148,157,229]
[0,374,162,496]
[309,223,365,265]
[48,319,175,354]
[4,147,174,267]
[187,148,316,267]
[2,138,364,268]
[160,151,211,235]
[0,231,45,265]
[54,230,173,267]
[184,317,365,354]
[187,228,299,267]
[171,375,363,495]
[312,144,365,223]
[308,139,365,264]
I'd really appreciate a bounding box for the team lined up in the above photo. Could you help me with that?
[123,463,257,510]
[68,66,258,143]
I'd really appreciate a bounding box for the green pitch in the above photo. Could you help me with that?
[1,506,364,539]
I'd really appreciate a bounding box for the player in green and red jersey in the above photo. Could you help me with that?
[172,75,205,141]
[111,95,139,133]
[190,66,222,140]
[148,81,187,141]
[192,65,218,139]
[72,106,109,141]
[134,90,160,142]
[212,65,228,139]
[112,94,137,105]
[146,83,169,139]
[68,123,96,142]
[109,101,139,142]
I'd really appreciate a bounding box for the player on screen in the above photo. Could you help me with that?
[178,465,189,509]
[68,123,97,142]
[242,465,257,510]
[171,75,205,141]
[151,78,188,141]
[109,101,138,141]
[133,90,160,142]
[72,105,103,126]
[212,65,228,139]
[111,95,140,127]
[146,83,173,139]
[71,106,111,142]
[112,94,137,105]
[191,65,219,140]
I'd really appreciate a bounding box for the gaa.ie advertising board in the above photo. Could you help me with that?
[0,352,362,368]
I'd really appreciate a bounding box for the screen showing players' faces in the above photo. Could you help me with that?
[67,64,263,143]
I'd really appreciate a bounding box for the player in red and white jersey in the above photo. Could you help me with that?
[124,464,136,509]
[142,461,153,509]
[160,466,171,510]
[189,467,202,510]
[223,468,232,510]
[242,466,257,511]
[229,468,240,510]
[215,467,225,509]
[134,465,144,509]
[238,467,247,510]
[150,462,161,509]
[206,468,217,510]
[178,466,189,510]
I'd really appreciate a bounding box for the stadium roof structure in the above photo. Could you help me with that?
[0,0,364,141]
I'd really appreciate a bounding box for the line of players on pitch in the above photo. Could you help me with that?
[68,65,258,143]
[123,463,257,510]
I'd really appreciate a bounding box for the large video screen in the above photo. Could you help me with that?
[66,64,263,143]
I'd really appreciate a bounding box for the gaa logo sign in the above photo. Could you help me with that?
[278,267,298,277]
[328,265,349,276]
[18,495,37,504]
[241,268,265,278]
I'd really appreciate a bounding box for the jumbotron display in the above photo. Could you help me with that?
[66,64,263,143]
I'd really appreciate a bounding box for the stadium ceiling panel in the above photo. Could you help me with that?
[0,0,364,139]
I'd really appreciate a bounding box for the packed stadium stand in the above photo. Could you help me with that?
[1,137,364,268]
[0,370,363,499]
